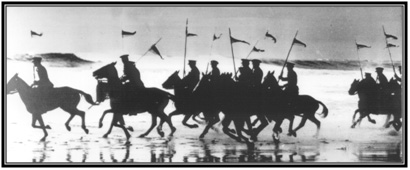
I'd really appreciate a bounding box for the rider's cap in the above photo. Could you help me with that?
[211,60,218,65]
[375,67,384,72]
[120,54,129,59]
[241,59,250,64]
[32,57,42,63]
[188,60,196,65]
[252,59,261,64]
[286,62,295,67]
[365,72,371,76]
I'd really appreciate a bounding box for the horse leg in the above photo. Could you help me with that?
[103,114,117,138]
[99,109,112,128]
[286,115,296,137]
[367,115,376,124]
[352,109,359,124]
[140,114,157,138]
[383,114,392,128]
[308,115,321,138]
[156,98,176,137]
[251,115,269,141]
[116,115,131,140]
[182,112,199,128]
[65,114,75,131]
[31,115,51,129]
[234,119,248,143]
[36,115,49,141]
[292,116,308,137]
[351,112,366,128]
[77,110,89,134]
[199,112,220,139]
[221,115,240,141]
[272,118,284,144]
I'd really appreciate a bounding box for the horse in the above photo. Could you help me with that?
[6,73,97,141]
[348,78,401,131]
[160,70,203,128]
[92,62,176,140]
[252,71,329,142]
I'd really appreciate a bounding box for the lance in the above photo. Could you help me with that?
[382,25,397,75]
[355,39,364,79]
[136,38,162,63]
[245,40,260,59]
[228,28,238,79]
[183,19,188,77]
[279,30,298,80]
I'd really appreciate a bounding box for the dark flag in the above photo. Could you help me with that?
[213,33,222,41]
[187,32,198,37]
[122,30,136,38]
[265,31,276,43]
[356,43,371,49]
[386,43,399,48]
[292,38,307,47]
[230,36,250,45]
[148,44,164,59]
[252,47,265,52]
[31,30,42,37]
[384,32,398,40]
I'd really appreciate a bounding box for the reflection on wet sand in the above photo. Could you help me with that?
[28,136,402,163]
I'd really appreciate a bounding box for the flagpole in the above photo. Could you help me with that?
[279,30,298,79]
[229,28,238,78]
[183,19,188,77]
[382,25,396,74]
[245,40,260,59]
[355,40,364,79]
[136,38,162,63]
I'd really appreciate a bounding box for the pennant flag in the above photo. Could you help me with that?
[230,36,250,45]
[187,32,197,37]
[31,30,42,37]
[386,43,399,48]
[384,32,398,40]
[213,33,222,41]
[292,38,307,47]
[265,31,276,43]
[122,30,136,38]
[356,43,371,49]
[252,47,265,52]
[148,44,164,59]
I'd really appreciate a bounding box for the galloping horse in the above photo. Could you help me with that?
[252,71,328,142]
[348,78,401,131]
[92,62,176,140]
[6,73,97,141]
[161,70,203,128]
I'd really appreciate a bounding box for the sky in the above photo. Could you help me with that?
[6,5,403,62]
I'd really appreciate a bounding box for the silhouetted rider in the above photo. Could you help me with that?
[375,67,388,110]
[120,54,145,90]
[251,59,263,88]
[210,60,220,82]
[182,60,200,93]
[279,62,299,99]
[359,73,378,112]
[31,57,53,89]
[394,65,402,83]
[237,59,252,86]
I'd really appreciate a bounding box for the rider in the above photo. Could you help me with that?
[210,60,220,82]
[360,72,378,112]
[251,59,263,88]
[237,59,252,87]
[120,54,145,91]
[182,60,200,93]
[279,62,299,107]
[31,57,54,89]
[375,67,388,110]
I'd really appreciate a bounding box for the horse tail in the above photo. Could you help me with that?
[317,100,328,118]
[76,89,98,106]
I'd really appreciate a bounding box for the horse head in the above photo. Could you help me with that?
[6,73,20,94]
[162,70,180,89]
[262,70,279,90]
[388,78,401,95]
[93,62,118,79]
[348,79,360,95]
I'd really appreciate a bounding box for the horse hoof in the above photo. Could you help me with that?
[103,134,109,138]
[40,137,46,142]
[229,129,236,134]
[84,129,89,134]
[46,125,52,129]
[98,123,103,128]
[351,125,355,128]
[251,136,258,141]
[127,126,134,132]
[139,134,146,138]
[199,134,205,139]
[124,141,131,146]
[66,126,71,131]
[191,124,199,128]
[371,120,376,124]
